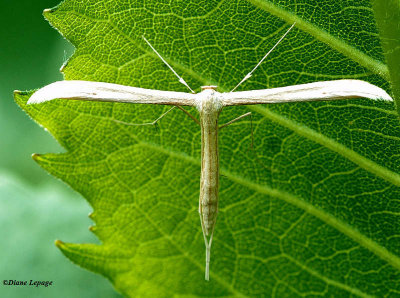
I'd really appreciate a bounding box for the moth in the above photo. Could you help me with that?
[27,24,392,280]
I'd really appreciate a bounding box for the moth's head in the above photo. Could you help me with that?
[201,86,218,91]
[195,85,223,113]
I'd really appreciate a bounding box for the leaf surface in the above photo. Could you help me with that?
[371,0,400,114]
[16,0,400,296]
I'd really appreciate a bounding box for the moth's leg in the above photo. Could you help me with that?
[218,112,251,130]
[221,112,268,170]
[199,211,214,281]
[176,106,200,125]
[236,113,273,170]
[220,112,255,152]
[112,106,176,127]
[113,105,199,129]
[205,231,213,281]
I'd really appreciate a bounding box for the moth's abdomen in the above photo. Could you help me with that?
[200,165,219,235]
[199,110,220,236]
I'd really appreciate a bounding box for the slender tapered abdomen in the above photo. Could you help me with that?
[199,110,220,236]
[196,86,223,280]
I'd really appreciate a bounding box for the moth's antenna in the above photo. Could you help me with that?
[142,36,195,93]
[230,23,296,92]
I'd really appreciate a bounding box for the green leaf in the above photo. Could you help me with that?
[371,0,400,115]
[15,0,400,296]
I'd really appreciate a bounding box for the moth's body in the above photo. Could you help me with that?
[196,86,223,238]
[195,86,223,280]
[199,109,220,236]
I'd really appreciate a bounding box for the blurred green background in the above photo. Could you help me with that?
[0,1,120,297]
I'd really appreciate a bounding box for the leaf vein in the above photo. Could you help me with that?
[246,0,389,80]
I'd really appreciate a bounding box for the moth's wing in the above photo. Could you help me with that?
[221,80,392,106]
[27,80,197,106]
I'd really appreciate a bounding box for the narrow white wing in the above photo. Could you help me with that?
[221,80,392,106]
[27,80,197,106]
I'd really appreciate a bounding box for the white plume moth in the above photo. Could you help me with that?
[26,23,392,281]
